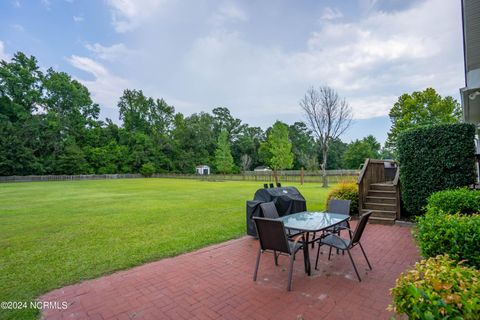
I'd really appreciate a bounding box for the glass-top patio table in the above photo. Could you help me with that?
[277,211,350,276]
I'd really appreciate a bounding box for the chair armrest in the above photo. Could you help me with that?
[291,234,304,246]
[333,225,354,238]
[323,233,350,249]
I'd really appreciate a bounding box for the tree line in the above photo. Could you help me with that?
[0,52,460,176]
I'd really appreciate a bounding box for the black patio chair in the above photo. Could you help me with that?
[260,202,302,237]
[259,202,280,219]
[263,183,269,188]
[269,183,274,188]
[326,199,352,237]
[253,217,304,291]
[314,210,373,282]
[311,199,352,249]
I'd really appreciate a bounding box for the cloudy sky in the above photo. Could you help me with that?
[0,0,465,144]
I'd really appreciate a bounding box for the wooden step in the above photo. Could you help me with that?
[366,196,396,204]
[370,183,396,191]
[369,216,396,225]
[364,202,397,211]
[361,209,397,219]
[367,190,396,198]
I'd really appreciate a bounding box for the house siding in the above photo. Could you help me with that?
[464,0,480,86]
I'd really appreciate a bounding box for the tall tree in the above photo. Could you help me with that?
[214,131,235,174]
[232,126,264,169]
[212,107,244,142]
[386,88,461,152]
[342,135,381,169]
[259,121,294,184]
[300,86,352,187]
[288,122,317,170]
[171,112,216,173]
[118,89,175,135]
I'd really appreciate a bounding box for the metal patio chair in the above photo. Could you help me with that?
[314,211,373,282]
[260,202,302,237]
[311,199,352,249]
[259,202,280,219]
[326,199,352,236]
[253,217,305,291]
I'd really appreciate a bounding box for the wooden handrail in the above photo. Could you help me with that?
[357,158,370,184]
[393,165,400,186]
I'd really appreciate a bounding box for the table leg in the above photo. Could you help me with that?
[303,232,311,276]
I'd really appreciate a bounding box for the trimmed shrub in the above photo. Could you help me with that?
[414,210,480,268]
[327,181,359,215]
[426,188,480,215]
[389,255,480,320]
[397,123,476,215]
[140,163,155,177]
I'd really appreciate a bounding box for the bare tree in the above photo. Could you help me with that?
[300,86,352,187]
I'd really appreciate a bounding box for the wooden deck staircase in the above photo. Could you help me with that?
[358,159,401,224]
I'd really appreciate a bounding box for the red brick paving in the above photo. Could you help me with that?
[40,223,418,320]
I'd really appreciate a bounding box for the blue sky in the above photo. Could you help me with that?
[0,0,464,144]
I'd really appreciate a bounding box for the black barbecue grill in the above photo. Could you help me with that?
[246,186,307,237]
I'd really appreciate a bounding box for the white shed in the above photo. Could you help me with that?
[196,165,210,175]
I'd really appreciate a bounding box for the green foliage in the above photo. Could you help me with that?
[214,131,235,174]
[386,88,461,152]
[414,210,480,268]
[397,123,476,215]
[140,162,155,177]
[260,121,294,171]
[326,181,359,215]
[426,188,480,215]
[324,138,348,170]
[342,135,380,169]
[389,255,480,320]
[118,89,175,135]
[288,122,317,169]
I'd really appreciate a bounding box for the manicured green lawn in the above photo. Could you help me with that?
[0,178,331,319]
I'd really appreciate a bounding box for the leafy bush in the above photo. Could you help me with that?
[426,188,480,215]
[327,181,359,215]
[389,255,480,320]
[140,163,155,177]
[397,123,476,215]
[414,210,480,268]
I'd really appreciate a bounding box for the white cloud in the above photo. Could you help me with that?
[210,1,248,26]
[85,42,133,61]
[68,55,131,109]
[182,0,463,120]
[0,41,10,61]
[73,15,84,22]
[105,0,168,33]
[320,7,343,21]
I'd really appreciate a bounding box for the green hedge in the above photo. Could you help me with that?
[327,181,359,215]
[414,210,480,269]
[426,188,480,215]
[390,255,480,319]
[397,123,476,215]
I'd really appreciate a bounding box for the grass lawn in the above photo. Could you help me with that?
[0,178,332,319]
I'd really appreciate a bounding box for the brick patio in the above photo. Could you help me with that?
[40,223,418,320]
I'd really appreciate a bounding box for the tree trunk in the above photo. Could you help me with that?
[273,169,279,186]
[321,146,329,188]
